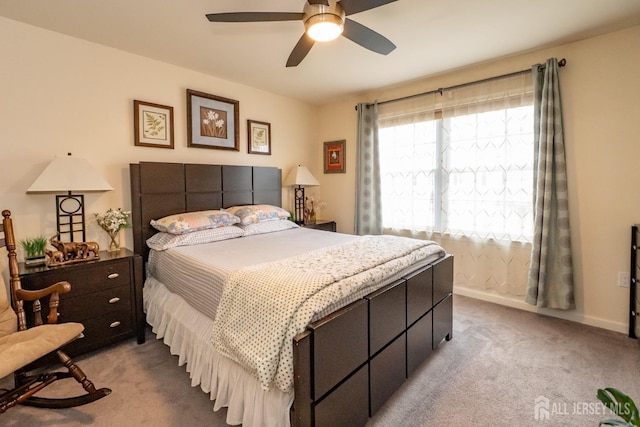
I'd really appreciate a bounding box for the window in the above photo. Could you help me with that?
[378,74,534,242]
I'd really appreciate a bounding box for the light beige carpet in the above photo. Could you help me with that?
[1,295,639,426]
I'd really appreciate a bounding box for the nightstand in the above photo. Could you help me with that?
[302,220,336,232]
[18,248,144,357]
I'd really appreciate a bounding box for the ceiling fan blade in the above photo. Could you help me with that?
[342,18,396,55]
[339,0,397,16]
[286,33,316,67]
[206,12,304,22]
[308,0,330,5]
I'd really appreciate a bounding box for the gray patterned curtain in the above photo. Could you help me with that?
[354,102,383,235]
[525,58,575,309]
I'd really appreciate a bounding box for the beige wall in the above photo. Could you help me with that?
[316,25,640,333]
[3,16,640,334]
[0,17,319,253]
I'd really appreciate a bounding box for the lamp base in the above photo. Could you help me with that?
[55,192,86,242]
[293,186,306,225]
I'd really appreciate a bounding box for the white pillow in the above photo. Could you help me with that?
[239,220,299,236]
[146,226,245,250]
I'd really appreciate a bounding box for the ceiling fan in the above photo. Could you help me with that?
[206,0,397,67]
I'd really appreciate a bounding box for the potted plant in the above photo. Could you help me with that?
[20,235,48,266]
[598,387,639,426]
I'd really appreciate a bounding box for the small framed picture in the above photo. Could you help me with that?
[133,100,174,149]
[187,89,239,150]
[324,140,346,173]
[247,120,271,155]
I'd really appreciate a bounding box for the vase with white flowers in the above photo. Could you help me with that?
[94,208,131,251]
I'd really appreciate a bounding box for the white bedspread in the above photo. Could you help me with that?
[147,227,357,320]
[211,235,444,393]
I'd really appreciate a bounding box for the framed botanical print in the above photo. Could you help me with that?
[324,140,346,173]
[247,120,271,155]
[187,89,239,150]
[133,100,174,149]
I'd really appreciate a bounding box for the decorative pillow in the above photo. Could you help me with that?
[224,204,290,225]
[146,226,245,251]
[150,210,240,235]
[239,220,299,236]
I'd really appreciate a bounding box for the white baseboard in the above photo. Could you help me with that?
[454,286,628,335]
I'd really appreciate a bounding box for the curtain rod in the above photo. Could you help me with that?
[356,58,566,110]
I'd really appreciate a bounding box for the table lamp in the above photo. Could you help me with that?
[283,165,319,224]
[26,153,113,242]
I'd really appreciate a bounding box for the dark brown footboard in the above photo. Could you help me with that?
[291,254,454,427]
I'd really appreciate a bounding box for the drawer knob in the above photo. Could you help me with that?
[108,297,120,304]
[107,273,120,279]
[110,321,121,328]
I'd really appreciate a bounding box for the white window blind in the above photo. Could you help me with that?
[378,73,534,242]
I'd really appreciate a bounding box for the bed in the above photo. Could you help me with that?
[130,161,453,427]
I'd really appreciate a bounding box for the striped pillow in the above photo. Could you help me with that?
[146,226,245,250]
[239,220,299,236]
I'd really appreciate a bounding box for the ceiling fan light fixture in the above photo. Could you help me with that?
[206,0,396,67]
[305,13,344,42]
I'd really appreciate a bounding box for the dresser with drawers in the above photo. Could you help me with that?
[18,248,144,356]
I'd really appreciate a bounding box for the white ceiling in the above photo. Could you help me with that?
[3,0,640,105]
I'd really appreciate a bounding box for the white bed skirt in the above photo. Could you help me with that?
[144,277,294,427]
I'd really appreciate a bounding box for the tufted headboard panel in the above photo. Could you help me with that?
[129,161,281,261]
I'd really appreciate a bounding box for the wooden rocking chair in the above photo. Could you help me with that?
[0,210,110,414]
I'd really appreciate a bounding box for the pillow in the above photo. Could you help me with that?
[239,219,299,236]
[224,204,290,225]
[150,210,240,235]
[146,226,245,251]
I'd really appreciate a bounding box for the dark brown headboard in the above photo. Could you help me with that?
[130,162,282,261]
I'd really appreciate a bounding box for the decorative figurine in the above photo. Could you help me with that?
[47,233,100,266]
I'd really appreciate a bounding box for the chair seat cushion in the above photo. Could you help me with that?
[0,322,84,378]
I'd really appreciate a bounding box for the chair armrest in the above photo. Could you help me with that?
[14,281,71,325]
[14,281,71,302]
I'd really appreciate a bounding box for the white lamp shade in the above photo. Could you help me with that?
[26,154,113,193]
[283,165,319,187]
